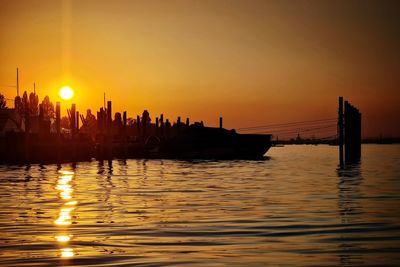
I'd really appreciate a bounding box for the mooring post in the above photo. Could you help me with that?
[123,111,127,128]
[160,114,164,137]
[24,103,30,162]
[357,111,362,159]
[39,104,43,135]
[165,119,170,138]
[155,117,159,136]
[106,101,112,159]
[71,104,76,139]
[123,111,127,156]
[107,101,112,134]
[55,102,61,162]
[177,116,181,135]
[56,102,61,136]
[344,103,362,164]
[70,104,76,161]
[76,111,80,134]
[338,97,344,167]
[344,101,350,163]
[98,108,103,134]
[97,109,104,158]
[136,115,141,136]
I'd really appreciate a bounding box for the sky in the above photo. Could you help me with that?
[0,0,399,138]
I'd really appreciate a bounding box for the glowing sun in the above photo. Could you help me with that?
[59,86,74,100]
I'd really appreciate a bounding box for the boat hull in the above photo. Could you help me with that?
[154,129,272,159]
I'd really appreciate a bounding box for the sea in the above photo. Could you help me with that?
[0,144,399,266]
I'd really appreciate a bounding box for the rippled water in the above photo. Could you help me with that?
[0,145,399,266]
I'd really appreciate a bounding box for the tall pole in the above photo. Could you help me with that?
[33,82,36,94]
[338,96,344,167]
[16,68,19,97]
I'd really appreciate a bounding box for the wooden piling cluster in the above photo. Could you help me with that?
[91,99,213,159]
[1,94,228,163]
[338,96,362,166]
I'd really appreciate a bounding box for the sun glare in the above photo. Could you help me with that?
[59,86,74,100]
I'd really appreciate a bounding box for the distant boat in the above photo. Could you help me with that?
[144,125,272,159]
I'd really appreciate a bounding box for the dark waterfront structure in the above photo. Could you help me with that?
[0,97,272,164]
[338,97,362,166]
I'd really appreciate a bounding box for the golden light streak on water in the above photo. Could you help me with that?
[55,235,72,242]
[54,169,77,259]
[54,207,75,225]
[60,248,74,258]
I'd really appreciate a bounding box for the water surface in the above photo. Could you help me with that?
[0,145,399,266]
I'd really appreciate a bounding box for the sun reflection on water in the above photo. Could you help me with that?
[60,248,74,258]
[55,235,72,242]
[54,170,77,259]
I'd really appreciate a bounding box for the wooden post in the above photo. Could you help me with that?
[165,119,170,138]
[136,115,141,135]
[344,101,362,164]
[24,102,30,161]
[76,111,80,133]
[160,114,164,137]
[56,102,61,135]
[97,109,103,158]
[123,111,127,156]
[142,112,147,140]
[338,97,344,167]
[219,116,223,129]
[344,101,350,163]
[25,106,30,134]
[106,101,112,159]
[107,101,112,134]
[70,104,76,161]
[123,111,127,128]
[98,108,104,134]
[177,116,181,135]
[71,104,76,139]
[39,104,43,135]
[357,112,362,159]
[155,117,159,136]
[55,102,61,162]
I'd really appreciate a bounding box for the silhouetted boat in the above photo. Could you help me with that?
[144,125,272,159]
[1,98,272,163]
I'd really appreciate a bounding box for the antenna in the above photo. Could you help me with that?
[16,68,19,97]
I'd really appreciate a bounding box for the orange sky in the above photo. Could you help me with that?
[1,0,399,138]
